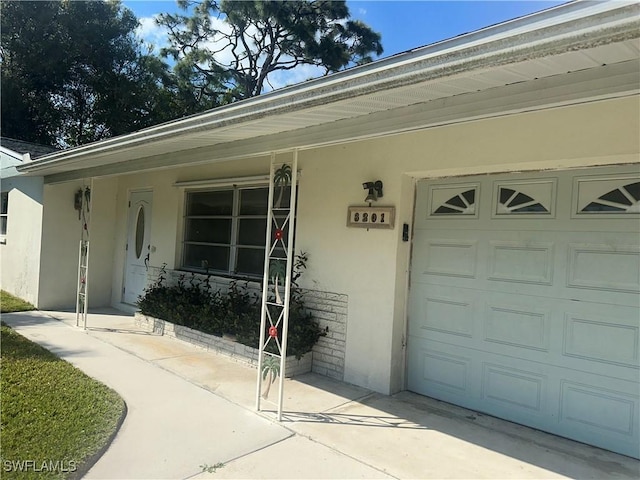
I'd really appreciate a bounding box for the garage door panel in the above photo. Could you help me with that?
[408,284,478,341]
[560,380,638,435]
[557,374,640,459]
[408,167,640,458]
[407,343,474,397]
[487,241,555,285]
[411,237,479,279]
[482,363,547,414]
[483,302,551,352]
[563,313,638,368]
[566,243,640,294]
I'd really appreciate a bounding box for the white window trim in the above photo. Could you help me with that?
[0,191,8,244]
[181,183,272,278]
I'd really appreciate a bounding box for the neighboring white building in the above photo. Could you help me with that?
[8,2,640,458]
[0,138,56,305]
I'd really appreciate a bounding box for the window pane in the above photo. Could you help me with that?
[183,244,229,271]
[238,219,267,246]
[1,192,8,215]
[236,247,265,276]
[0,216,6,236]
[185,218,231,244]
[187,191,233,216]
[135,207,145,259]
[271,246,287,261]
[239,188,269,215]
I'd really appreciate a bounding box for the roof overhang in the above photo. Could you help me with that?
[18,0,640,182]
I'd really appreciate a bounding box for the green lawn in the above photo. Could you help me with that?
[0,324,125,479]
[1,290,36,313]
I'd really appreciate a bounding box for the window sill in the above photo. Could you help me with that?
[178,268,263,284]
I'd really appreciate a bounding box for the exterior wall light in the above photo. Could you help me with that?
[363,180,383,202]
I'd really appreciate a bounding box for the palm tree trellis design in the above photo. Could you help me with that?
[269,259,287,305]
[261,354,281,399]
[273,164,292,208]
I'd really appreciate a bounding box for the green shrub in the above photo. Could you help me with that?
[137,260,325,358]
[137,266,224,336]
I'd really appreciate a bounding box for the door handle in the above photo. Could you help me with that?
[144,253,150,270]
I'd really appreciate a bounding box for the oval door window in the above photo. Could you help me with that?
[135,206,145,259]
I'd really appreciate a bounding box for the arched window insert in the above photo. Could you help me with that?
[433,189,476,215]
[497,188,549,213]
[581,182,640,213]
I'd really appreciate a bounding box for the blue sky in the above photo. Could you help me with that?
[124,0,567,88]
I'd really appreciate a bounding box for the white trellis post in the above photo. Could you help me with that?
[256,150,298,420]
[75,179,92,329]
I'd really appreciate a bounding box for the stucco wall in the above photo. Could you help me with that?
[87,177,119,306]
[38,181,87,309]
[0,176,44,305]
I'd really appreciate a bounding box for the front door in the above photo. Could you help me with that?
[123,190,153,305]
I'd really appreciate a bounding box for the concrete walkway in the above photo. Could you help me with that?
[3,309,639,479]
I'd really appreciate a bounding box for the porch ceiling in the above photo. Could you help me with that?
[18,1,640,182]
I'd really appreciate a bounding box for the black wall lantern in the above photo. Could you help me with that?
[363,180,383,202]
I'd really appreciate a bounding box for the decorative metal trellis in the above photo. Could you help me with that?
[76,183,92,329]
[256,150,298,420]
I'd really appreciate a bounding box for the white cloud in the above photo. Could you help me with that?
[358,8,367,16]
[136,16,170,53]
[266,64,326,92]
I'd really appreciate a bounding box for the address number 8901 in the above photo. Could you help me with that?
[347,206,395,229]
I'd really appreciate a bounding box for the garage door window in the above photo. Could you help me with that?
[430,184,479,216]
[579,180,640,213]
[494,179,556,216]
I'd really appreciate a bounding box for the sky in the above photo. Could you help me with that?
[124,0,567,88]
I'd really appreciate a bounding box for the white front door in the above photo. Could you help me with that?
[408,166,640,458]
[123,190,153,305]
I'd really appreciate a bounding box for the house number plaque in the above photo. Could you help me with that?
[347,206,395,229]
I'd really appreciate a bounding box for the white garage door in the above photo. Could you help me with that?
[408,166,640,458]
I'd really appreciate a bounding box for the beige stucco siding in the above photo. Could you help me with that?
[0,177,44,306]
[38,181,85,309]
[88,177,119,306]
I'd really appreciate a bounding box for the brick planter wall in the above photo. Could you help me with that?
[301,289,347,380]
[134,312,312,377]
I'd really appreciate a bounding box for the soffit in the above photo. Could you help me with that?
[77,41,638,161]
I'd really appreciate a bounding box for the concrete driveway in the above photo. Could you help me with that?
[3,310,638,479]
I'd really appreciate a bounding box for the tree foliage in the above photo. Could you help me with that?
[158,0,383,102]
[1,0,384,148]
[0,0,179,147]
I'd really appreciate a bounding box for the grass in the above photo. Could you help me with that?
[1,290,36,313]
[0,324,125,479]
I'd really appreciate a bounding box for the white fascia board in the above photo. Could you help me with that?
[0,146,28,163]
[18,0,640,176]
